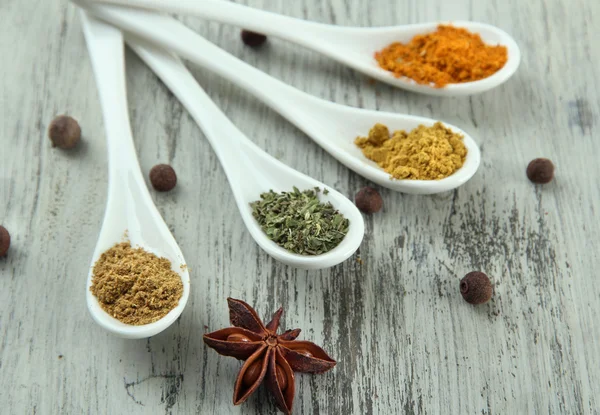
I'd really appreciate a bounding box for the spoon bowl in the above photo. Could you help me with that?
[126,38,364,269]
[88,0,520,96]
[75,1,481,194]
[303,101,481,194]
[332,21,521,97]
[81,12,190,338]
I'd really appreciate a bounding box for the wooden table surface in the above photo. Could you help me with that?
[1,0,599,413]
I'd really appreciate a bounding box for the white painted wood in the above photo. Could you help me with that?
[1,0,599,413]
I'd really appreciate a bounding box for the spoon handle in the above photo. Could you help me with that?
[87,0,340,45]
[75,2,335,137]
[126,38,270,201]
[80,11,143,180]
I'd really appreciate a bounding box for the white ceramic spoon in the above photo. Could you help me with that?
[74,1,482,195]
[87,0,520,96]
[80,11,190,338]
[124,37,364,270]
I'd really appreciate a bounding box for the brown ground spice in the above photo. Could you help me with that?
[90,242,183,325]
[375,25,508,87]
[355,122,467,180]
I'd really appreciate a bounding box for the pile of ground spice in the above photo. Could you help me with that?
[355,122,467,180]
[90,242,183,325]
[374,25,508,87]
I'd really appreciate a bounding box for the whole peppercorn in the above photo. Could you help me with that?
[0,226,10,257]
[526,158,554,184]
[460,272,493,305]
[241,30,267,47]
[354,186,383,214]
[149,164,177,192]
[48,115,81,149]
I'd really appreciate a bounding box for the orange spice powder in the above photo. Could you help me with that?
[374,25,508,88]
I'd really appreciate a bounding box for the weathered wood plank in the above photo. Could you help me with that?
[1,0,599,413]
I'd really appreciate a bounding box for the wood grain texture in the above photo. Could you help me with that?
[1,0,599,414]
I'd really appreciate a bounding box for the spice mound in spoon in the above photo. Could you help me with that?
[355,122,467,180]
[90,242,183,325]
[250,187,349,255]
[375,25,508,88]
[203,298,336,414]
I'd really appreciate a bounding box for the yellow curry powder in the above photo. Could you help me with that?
[355,122,467,180]
[375,25,508,87]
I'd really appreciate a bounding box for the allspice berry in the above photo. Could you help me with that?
[526,158,554,184]
[241,30,267,47]
[149,164,177,192]
[48,115,81,149]
[0,226,10,257]
[460,272,493,305]
[355,186,383,214]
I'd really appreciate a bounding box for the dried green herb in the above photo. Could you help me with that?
[250,187,349,255]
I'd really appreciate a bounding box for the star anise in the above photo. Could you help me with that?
[203,298,336,414]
